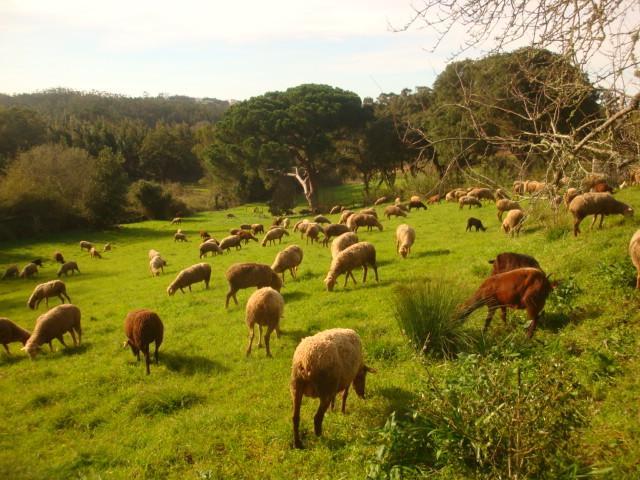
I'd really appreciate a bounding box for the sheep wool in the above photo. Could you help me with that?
[27,280,71,310]
[496,199,522,221]
[384,205,407,219]
[123,309,164,375]
[149,255,167,276]
[261,228,289,247]
[629,230,640,289]
[19,263,38,278]
[569,192,633,236]
[0,318,31,354]
[2,265,19,280]
[167,263,211,295]
[224,263,282,308]
[395,224,416,258]
[271,245,304,283]
[325,241,378,291]
[245,287,285,357]
[502,209,525,237]
[330,232,359,259]
[23,304,81,358]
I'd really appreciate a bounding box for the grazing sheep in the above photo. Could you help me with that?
[347,213,383,232]
[458,268,556,338]
[455,189,471,199]
[27,280,71,310]
[293,219,310,238]
[199,241,223,258]
[174,232,188,242]
[239,224,252,230]
[459,196,482,209]
[495,188,510,200]
[331,232,359,259]
[427,194,442,204]
[395,224,415,258]
[314,215,331,224]
[513,181,525,195]
[410,195,421,203]
[329,205,342,214]
[224,263,282,308]
[282,218,291,229]
[149,255,167,276]
[524,180,546,194]
[467,188,495,201]
[360,207,377,218]
[56,261,80,278]
[167,263,211,295]
[230,228,243,235]
[252,224,265,234]
[324,242,378,291]
[170,217,182,225]
[0,318,31,354]
[123,309,164,375]
[53,252,65,264]
[489,252,541,275]
[271,245,304,283]
[261,227,289,246]
[19,263,38,279]
[2,265,19,280]
[502,209,525,237]
[373,196,388,206]
[466,218,486,232]
[569,192,633,236]
[339,210,354,224]
[245,287,285,357]
[629,230,640,288]
[30,259,44,267]
[290,328,374,448]
[305,224,322,245]
[200,231,211,241]
[496,199,522,221]
[148,249,161,260]
[89,247,102,259]
[407,200,427,211]
[219,234,243,252]
[103,243,112,252]
[564,187,580,207]
[321,224,350,246]
[226,213,236,218]
[22,304,82,358]
[445,190,458,202]
[237,230,259,244]
[79,241,93,252]
[384,205,408,219]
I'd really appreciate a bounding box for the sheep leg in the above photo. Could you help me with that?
[341,387,349,413]
[598,214,605,229]
[362,265,368,283]
[573,217,582,236]
[154,341,159,364]
[2,344,10,355]
[49,341,54,352]
[636,271,640,289]
[314,397,332,437]
[258,325,263,348]
[69,329,78,346]
[246,324,255,356]
[500,306,508,324]
[264,326,274,358]
[292,385,304,449]
[483,304,498,332]
[143,346,151,375]
[524,298,541,338]
[372,264,379,282]
[57,335,67,347]
[188,285,192,292]
[590,215,598,229]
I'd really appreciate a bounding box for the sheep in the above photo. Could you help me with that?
[384,205,408,219]
[360,207,377,218]
[339,210,354,224]
[564,187,580,207]
[89,247,102,259]
[219,234,243,252]
[174,232,188,242]
[224,263,282,308]
[569,192,633,236]
[79,241,93,251]
[373,196,388,206]
[290,328,374,448]
[394,197,401,204]
[148,249,161,260]
[30,259,44,267]
[459,196,482,209]
[407,200,427,211]
[495,188,510,200]
[53,252,65,264]
[230,228,243,235]
[347,213,383,233]
[170,217,182,225]
[467,188,495,201]
[466,218,486,232]
[239,223,252,230]
[245,287,285,357]
[2,265,19,280]
[200,231,211,241]
[591,181,614,193]
[324,242,378,291]
[314,215,331,224]
[237,230,259,244]
[251,224,265,234]
[427,194,442,204]
[123,309,164,375]
[22,304,82,358]
[410,195,421,203]
[502,209,525,237]
[204,237,220,245]
[271,245,304,283]
[489,252,541,275]
[261,227,289,246]
[19,263,38,279]
[496,199,522,221]
[457,268,556,338]
[199,241,223,258]
[513,181,525,194]
[629,230,640,289]
[103,243,112,252]
[305,224,322,245]
[0,318,31,354]
[524,180,546,194]
[227,213,235,218]
[331,232,359,259]
[149,255,167,276]
[329,205,342,214]
[293,219,310,237]
[445,190,458,202]
[166,263,211,295]
[395,224,415,258]
[27,279,71,310]
[321,224,350,246]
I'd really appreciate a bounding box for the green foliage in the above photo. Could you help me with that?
[596,260,637,289]
[129,180,187,220]
[0,106,47,167]
[84,149,129,227]
[548,275,582,313]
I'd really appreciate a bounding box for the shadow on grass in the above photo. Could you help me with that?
[161,351,229,376]
[413,249,451,258]
[377,386,418,418]
[282,291,311,302]
[281,327,317,343]
[0,351,30,365]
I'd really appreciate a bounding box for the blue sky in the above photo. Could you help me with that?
[0,0,458,100]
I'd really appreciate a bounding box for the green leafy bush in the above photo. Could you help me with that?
[129,179,187,220]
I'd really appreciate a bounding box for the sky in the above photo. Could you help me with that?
[0,0,460,101]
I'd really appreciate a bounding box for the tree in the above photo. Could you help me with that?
[85,148,129,226]
[0,107,47,168]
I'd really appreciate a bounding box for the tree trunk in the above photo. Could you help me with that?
[286,166,318,211]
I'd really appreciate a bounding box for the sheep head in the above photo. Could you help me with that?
[399,246,409,258]
[353,365,376,398]
[324,275,336,291]
[22,343,40,359]
[166,285,176,296]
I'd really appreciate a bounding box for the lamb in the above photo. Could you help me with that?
[261,227,289,246]
[149,255,167,276]
[290,328,374,448]
[224,263,282,308]
[373,196,388,206]
[457,268,556,338]
[629,230,640,288]
[53,252,65,264]
[568,192,633,236]
[459,196,482,209]
[395,224,415,258]
[427,194,442,204]
[89,247,102,259]
[324,241,378,291]
[321,224,350,246]
[251,224,265,234]
[339,210,354,224]
[2,265,19,280]
[331,232,359,259]
[79,241,93,251]
[245,287,285,357]
[305,224,322,245]
[359,207,377,218]
[271,245,304,283]
[219,234,243,252]
[466,217,486,232]
[27,280,71,310]
[166,263,211,295]
[174,232,188,242]
[314,215,331,224]
[467,188,495,201]
[502,209,525,237]
[103,243,112,252]
[0,318,31,354]
[199,241,223,258]
[384,205,408,219]
[148,249,161,260]
[496,199,522,221]
[407,200,427,210]
[19,263,38,278]
[123,309,164,375]
[170,217,182,225]
[347,213,383,233]
[22,304,82,358]
[489,252,541,275]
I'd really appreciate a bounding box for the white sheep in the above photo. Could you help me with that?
[167,263,211,295]
[395,224,416,258]
[339,210,354,224]
[199,241,223,258]
[290,328,374,448]
[502,209,525,237]
[219,234,243,252]
[79,241,93,251]
[347,213,383,232]
[174,232,188,242]
[57,261,80,277]
[148,249,161,260]
[459,195,482,209]
[569,192,633,236]
[245,287,285,357]
[27,280,71,310]
[89,247,102,259]
[261,228,289,246]
[224,263,282,308]
[330,232,359,259]
[305,224,322,245]
[496,199,522,221]
[271,245,304,283]
[324,242,378,291]
[149,255,167,276]
[23,304,82,358]
[384,205,407,219]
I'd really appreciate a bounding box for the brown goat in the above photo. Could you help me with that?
[489,252,541,275]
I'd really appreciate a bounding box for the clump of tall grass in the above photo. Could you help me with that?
[393,281,471,359]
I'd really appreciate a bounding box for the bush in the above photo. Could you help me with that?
[393,281,471,359]
[129,180,187,220]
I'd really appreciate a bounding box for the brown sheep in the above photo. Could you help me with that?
[459,196,482,209]
[563,188,580,207]
[496,199,522,221]
[2,265,19,280]
[467,188,495,201]
[224,263,283,308]
[79,241,93,252]
[219,234,243,252]
[427,194,441,204]
[167,263,211,295]
[174,232,188,242]
[324,242,378,291]
[200,230,211,241]
[347,213,383,232]
[19,263,38,279]
[123,309,164,375]
[251,224,265,234]
[53,252,65,264]
[261,228,289,246]
[271,245,304,283]
[89,247,102,259]
[27,280,71,310]
[170,217,182,224]
[237,230,259,244]
[321,224,350,247]
[568,192,633,236]
[305,224,322,245]
[591,181,614,193]
[384,205,407,219]
[489,252,541,275]
[0,318,31,354]
[329,205,342,214]
[373,196,388,206]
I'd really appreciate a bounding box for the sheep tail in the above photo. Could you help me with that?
[456,295,487,321]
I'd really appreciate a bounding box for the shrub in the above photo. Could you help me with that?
[129,180,187,220]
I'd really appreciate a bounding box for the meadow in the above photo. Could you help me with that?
[1,184,640,479]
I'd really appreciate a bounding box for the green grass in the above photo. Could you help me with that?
[1,185,640,479]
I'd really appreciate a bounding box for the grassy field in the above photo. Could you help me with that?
[1,184,640,479]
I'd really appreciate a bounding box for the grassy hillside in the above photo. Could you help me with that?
[1,185,639,479]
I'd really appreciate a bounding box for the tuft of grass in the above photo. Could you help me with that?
[129,389,203,417]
